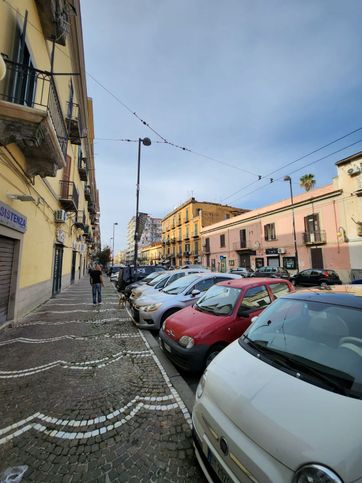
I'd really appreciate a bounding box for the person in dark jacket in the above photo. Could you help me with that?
[89,264,104,305]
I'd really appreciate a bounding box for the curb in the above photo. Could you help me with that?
[142,330,196,415]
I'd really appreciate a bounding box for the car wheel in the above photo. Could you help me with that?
[160,308,179,326]
[205,344,226,368]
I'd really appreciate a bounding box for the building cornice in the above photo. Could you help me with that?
[201,187,343,236]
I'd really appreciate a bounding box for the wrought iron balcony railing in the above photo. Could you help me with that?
[59,181,79,212]
[303,230,327,244]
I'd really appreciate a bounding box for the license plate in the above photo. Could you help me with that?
[164,342,172,353]
[207,447,232,483]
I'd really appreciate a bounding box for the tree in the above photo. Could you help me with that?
[95,247,111,267]
[300,173,316,192]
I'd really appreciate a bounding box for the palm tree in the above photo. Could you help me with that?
[300,173,316,192]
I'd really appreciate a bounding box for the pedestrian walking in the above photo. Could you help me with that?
[89,264,104,305]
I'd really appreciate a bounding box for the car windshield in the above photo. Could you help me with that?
[162,274,201,295]
[144,271,164,283]
[240,298,362,399]
[148,273,169,286]
[195,285,241,316]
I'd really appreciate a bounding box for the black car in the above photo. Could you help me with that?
[116,265,164,291]
[291,269,342,287]
[252,266,290,280]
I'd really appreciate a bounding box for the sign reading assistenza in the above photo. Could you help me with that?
[0,201,27,233]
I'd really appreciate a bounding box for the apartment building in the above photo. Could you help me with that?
[140,242,163,265]
[161,198,247,267]
[0,0,100,325]
[201,153,362,282]
[126,213,162,262]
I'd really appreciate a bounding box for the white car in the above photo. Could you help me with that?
[129,272,241,330]
[193,286,362,483]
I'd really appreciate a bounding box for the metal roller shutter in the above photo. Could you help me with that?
[0,235,15,323]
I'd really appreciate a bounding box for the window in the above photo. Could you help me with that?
[205,238,210,252]
[241,285,271,309]
[240,229,246,248]
[192,278,215,293]
[185,226,189,238]
[264,223,276,241]
[225,213,230,219]
[269,283,291,299]
[194,224,198,236]
[206,255,210,267]
[185,208,189,222]
[220,234,225,247]
[194,240,199,255]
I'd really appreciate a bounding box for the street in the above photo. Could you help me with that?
[0,279,205,482]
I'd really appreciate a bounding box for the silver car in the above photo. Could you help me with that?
[128,272,241,330]
[129,268,208,304]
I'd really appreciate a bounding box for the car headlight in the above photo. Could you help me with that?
[294,464,342,483]
[178,335,194,349]
[143,303,163,312]
[133,292,141,299]
[196,371,207,399]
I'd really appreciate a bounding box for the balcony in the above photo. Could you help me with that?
[192,233,199,238]
[177,218,182,226]
[74,210,86,229]
[171,237,176,244]
[35,0,70,46]
[84,185,92,201]
[184,251,191,257]
[232,241,253,251]
[65,101,82,145]
[166,239,171,245]
[59,181,79,212]
[184,234,190,241]
[78,156,88,181]
[177,253,182,258]
[303,230,327,245]
[0,60,67,177]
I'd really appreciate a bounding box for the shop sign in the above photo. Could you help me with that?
[283,256,296,270]
[0,201,27,233]
[56,229,66,244]
[265,248,278,255]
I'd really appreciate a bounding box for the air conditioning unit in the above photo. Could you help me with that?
[277,248,286,254]
[55,210,67,223]
[347,166,361,176]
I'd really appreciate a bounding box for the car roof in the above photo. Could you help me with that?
[218,277,289,288]
[280,285,362,309]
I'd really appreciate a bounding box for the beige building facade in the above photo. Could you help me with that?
[140,243,163,265]
[0,0,100,325]
[161,198,247,267]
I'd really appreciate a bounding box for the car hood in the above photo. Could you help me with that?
[134,291,174,308]
[165,306,230,341]
[204,341,362,480]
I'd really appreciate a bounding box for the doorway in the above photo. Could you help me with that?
[52,245,64,296]
[311,248,324,269]
[0,235,16,324]
[239,254,251,268]
[267,256,280,267]
[71,250,77,283]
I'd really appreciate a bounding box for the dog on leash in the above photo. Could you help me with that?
[118,293,127,308]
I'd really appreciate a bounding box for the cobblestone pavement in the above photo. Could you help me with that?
[0,279,205,482]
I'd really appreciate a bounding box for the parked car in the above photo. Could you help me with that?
[123,271,166,299]
[228,267,254,277]
[116,265,163,291]
[192,285,362,483]
[252,266,290,279]
[291,268,342,286]
[129,268,208,303]
[159,278,294,371]
[128,273,241,331]
[109,265,123,283]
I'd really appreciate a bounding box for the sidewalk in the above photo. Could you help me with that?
[0,278,205,482]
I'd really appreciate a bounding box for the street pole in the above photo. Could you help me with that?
[112,222,118,267]
[133,137,151,281]
[284,176,299,270]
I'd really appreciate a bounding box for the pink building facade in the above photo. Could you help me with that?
[201,153,362,283]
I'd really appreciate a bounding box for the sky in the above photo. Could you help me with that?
[80,0,362,254]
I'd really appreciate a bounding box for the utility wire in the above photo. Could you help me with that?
[228,138,362,205]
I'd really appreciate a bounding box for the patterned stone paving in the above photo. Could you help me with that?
[0,279,205,482]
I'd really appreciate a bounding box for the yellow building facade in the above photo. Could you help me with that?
[0,0,100,325]
[161,197,247,267]
[140,243,163,265]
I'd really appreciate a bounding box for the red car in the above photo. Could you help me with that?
[159,278,294,372]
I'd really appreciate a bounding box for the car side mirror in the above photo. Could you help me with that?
[191,289,201,297]
[237,306,250,317]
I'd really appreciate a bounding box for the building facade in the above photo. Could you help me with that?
[0,0,100,325]
[126,213,162,262]
[161,198,247,267]
[140,242,163,265]
[201,154,362,282]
